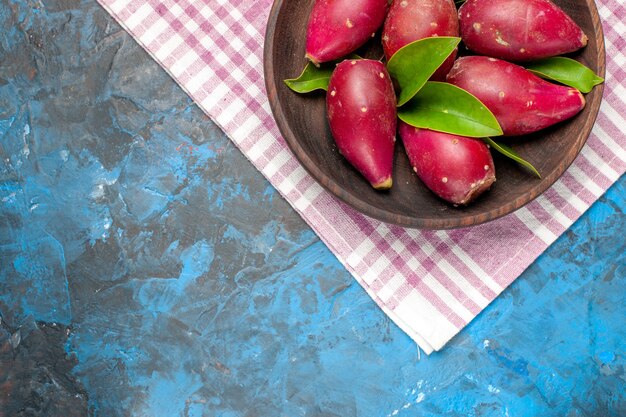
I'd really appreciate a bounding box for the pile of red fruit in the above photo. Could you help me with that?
[292,0,597,206]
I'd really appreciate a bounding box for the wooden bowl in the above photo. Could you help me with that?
[263,0,605,229]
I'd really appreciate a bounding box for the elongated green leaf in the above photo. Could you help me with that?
[398,82,503,137]
[387,37,461,106]
[525,57,604,94]
[284,61,334,93]
[482,137,541,178]
[284,54,363,93]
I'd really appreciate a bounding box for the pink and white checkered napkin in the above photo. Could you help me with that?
[98,0,626,353]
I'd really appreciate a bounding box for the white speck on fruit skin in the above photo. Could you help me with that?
[371,32,376,37]
[520,48,526,53]
[361,106,367,112]
[495,31,510,46]
[499,91,505,98]
[470,182,476,188]
[330,90,336,97]
[346,18,353,28]
[488,58,497,62]
[351,60,356,65]
[526,100,533,107]
[484,165,490,171]
[379,72,385,78]
[442,177,448,183]
[430,22,438,28]
[452,139,459,145]
[473,22,481,32]
[400,0,408,7]
[413,166,417,172]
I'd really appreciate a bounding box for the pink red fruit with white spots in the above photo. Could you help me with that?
[458,0,587,62]
[399,123,496,205]
[305,0,388,65]
[446,56,586,136]
[382,0,459,80]
[327,59,397,189]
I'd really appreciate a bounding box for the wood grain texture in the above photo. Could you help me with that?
[263,0,605,229]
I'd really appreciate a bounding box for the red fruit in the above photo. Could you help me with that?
[305,0,388,65]
[382,0,459,80]
[399,123,495,205]
[459,0,588,62]
[446,56,586,136]
[327,59,397,189]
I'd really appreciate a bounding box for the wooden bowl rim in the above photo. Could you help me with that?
[263,0,606,229]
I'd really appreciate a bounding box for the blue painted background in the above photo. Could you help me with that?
[0,0,624,416]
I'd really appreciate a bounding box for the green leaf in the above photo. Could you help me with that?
[524,57,604,94]
[387,37,461,106]
[398,81,503,137]
[284,61,334,93]
[482,137,541,179]
[284,54,363,93]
